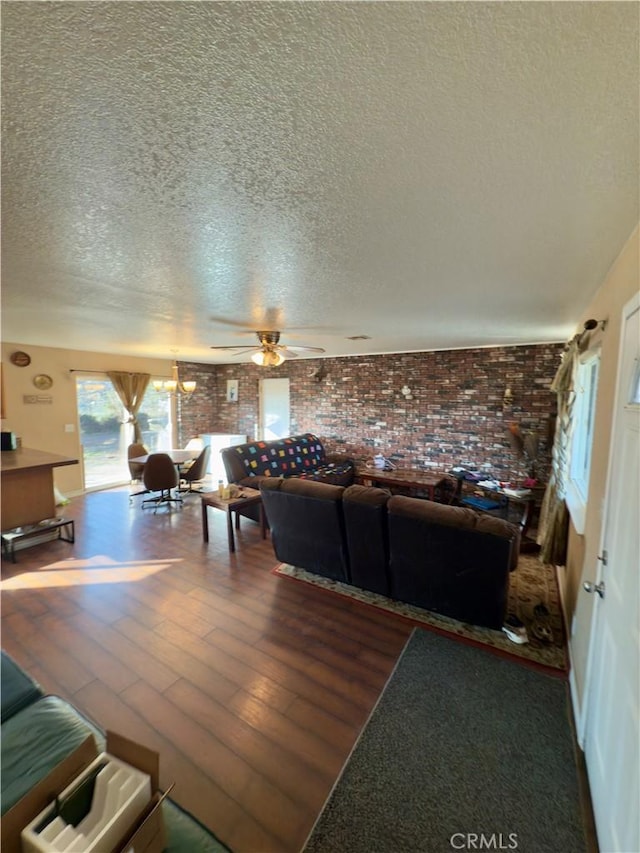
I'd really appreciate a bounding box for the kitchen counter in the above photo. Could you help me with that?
[1,447,78,530]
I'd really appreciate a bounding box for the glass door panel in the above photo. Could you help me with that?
[76,376,127,490]
[76,376,173,490]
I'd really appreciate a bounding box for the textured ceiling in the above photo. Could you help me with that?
[2,2,638,362]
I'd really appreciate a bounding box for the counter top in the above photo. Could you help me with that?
[1,447,78,473]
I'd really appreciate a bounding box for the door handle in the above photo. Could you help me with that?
[583,580,606,599]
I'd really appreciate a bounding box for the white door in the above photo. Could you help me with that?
[258,378,290,440]
[583,294,640,853]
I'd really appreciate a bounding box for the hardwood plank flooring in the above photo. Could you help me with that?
[0,486,411,852]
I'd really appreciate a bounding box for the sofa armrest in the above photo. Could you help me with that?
[325,453,355,466]
[311,455,355,486]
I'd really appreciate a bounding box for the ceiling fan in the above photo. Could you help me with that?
[210,330,325,366]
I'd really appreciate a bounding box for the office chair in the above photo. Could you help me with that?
[127,442,148,482]
[178,445,211,495]
[141,453,183,512]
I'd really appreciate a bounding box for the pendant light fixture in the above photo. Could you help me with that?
[153,361,196,396]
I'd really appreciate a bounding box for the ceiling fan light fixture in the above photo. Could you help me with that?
[252,349,284,367]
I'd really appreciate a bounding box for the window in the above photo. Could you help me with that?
[566,351,600,533]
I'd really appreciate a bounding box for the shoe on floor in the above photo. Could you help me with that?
[502,614,529,645]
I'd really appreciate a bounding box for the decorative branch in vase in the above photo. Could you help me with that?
[507,422,540,485]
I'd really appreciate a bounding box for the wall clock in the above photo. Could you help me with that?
[10,351,31,367]
[33,374,53,390]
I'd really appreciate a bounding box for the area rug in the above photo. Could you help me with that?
[303,628,586,853]
[273,554,567,673]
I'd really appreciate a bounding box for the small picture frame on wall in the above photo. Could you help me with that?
[226,379,239,403]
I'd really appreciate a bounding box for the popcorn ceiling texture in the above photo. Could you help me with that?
[2,3,638,359]
[178,343,563,484]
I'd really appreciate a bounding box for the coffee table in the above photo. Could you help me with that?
[355,467,451,501]
[201,488,265,553]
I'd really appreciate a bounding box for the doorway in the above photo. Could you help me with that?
[258,378,290,440]
[76,375,172,490]
[582,293,639,853]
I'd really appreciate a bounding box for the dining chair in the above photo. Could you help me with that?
[178,445,211,495]
[127,442,148,482]
[141,453,183,512]
[177,437,204,478]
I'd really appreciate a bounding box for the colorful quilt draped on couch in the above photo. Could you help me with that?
[230,433,353,483]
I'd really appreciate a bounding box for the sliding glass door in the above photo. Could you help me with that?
[76,375,173,490]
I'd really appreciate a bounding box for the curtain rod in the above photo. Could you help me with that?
[575,318,607,346]
[68,369,158,375]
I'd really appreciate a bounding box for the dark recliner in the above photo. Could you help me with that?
[342,485,391,596]
[387,496,519,629]
[260,478,350,582]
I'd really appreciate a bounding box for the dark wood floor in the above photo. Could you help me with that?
[0,485,412,852]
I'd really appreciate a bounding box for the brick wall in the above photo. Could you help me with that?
[179,343,562,484]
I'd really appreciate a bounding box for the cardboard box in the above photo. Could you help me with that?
[2,732,173,853]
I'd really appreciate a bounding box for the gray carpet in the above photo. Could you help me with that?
[304,629,586,853]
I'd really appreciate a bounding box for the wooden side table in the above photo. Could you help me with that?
[201,489,266,553]
[355,467,450,501]
[453,476,546,550]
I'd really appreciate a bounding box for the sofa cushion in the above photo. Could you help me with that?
[164,800,231,852]
[1,695,104,815]
[387,495,515,629]
[0,651,43,723]
[475,514,521,570]
[343,485,391,596]
[388,495,479,529]
[261,478,350,582]
[388,496,520,570]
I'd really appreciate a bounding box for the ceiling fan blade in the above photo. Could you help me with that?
[281,344,326,353]
[210,345,257,351]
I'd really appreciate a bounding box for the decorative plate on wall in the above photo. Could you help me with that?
[33,374,53,390]
[10,351,31,367]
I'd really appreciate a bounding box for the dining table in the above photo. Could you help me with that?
[129,449,202,483]
[130,449,199,468]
